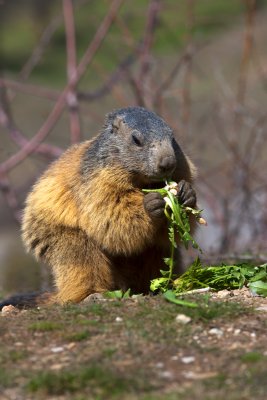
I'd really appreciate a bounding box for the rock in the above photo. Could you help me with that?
[216,290,230,298]
[175,314,192,324]
[181,356,195,364]
[51,346,64,353]
[183,371,218,380]
[158,370,173,379]
[83,293,107,303]
[209,328,224,337]
[255,305,267,312]
[65,342,76,350]
[50,364,64,370]
[1,305,19,315]
[115,316,123,322]
[233,328,241,336]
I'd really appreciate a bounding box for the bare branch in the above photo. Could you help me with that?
[0,0,125,175]
[63,0,82,144]
[137,0,162,107]
[0,81,62,160]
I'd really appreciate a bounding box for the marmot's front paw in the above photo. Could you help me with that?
[177,180,197,208]
[143,192,165,219]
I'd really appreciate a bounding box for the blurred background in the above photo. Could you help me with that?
[0,0,266,295]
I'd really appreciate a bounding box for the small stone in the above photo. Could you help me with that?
[234,329,241,336]
[51,346,64,353]
[183,371,218,380]
[255,305,267,312]
[1,305,19,315]
[209,328,223,337]
[50,364,64,370]
[175,314,191,324]
[65,342,76,350]
[83,293,106,303]
[155,362,164,369]
[181,356,195,364]
[216,290,230,299]
[171,355,179,361]
[250,332,256,339]
[158,370,173,379]
[115,316,123,322]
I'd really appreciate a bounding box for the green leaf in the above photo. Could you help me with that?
[104,289,132,299]
[249,280,267,297]
[104,290,124,299]
[150,277,169,292]
[163,290,198,308]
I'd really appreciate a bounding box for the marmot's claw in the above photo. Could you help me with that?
[143,192,165,219]
[177,180,197,208]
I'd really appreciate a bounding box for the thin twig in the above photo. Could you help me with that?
[63,0,82,144]
[0,81,62,159]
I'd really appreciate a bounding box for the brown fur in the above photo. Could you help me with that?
[19,108,198,307]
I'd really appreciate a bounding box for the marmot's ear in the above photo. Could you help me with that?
[112,115,125,133]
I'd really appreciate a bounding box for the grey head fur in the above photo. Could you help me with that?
[82,106,186,185]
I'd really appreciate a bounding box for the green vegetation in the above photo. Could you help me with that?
[143,181,204,296]
[142,180,267,304]
[26,365,135,396]
[0,367,13,388]
[66,329,91,342]
[179,294,249,321]
[241,352,265,363]
[28,321,63,331]
[174,259,267,296]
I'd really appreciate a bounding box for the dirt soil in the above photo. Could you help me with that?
[0,288,267,400]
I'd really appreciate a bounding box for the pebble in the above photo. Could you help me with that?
[158,370,173,379]
[83,293,107,303]
[175,314,192,324]
[155,362,164,369]
[50,364,64,370]
[234,328,241,336]
[51,346,64,353]
[65,342,76,350]
[181,356,195,364]
[115,316,123,322]
[216,290,230,299]
[1,305,19,315]
[255,305,267,312]
[14,342,24,347]
[209,328,224,337]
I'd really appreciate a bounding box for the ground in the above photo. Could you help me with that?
[1,288,267,400]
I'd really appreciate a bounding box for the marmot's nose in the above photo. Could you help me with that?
[158,155,176,175]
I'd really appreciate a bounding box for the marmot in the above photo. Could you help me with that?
[0,107,197,309]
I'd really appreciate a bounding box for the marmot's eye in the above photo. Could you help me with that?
[132,131,144,147]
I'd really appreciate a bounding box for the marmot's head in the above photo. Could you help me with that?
[83,106,191,186]
[102,107,187,185]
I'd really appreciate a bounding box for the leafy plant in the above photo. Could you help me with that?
[143,181,205,295]
[173,259,267,296]
[143,180,267,302]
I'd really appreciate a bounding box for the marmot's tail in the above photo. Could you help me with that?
[0,291,53,310]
